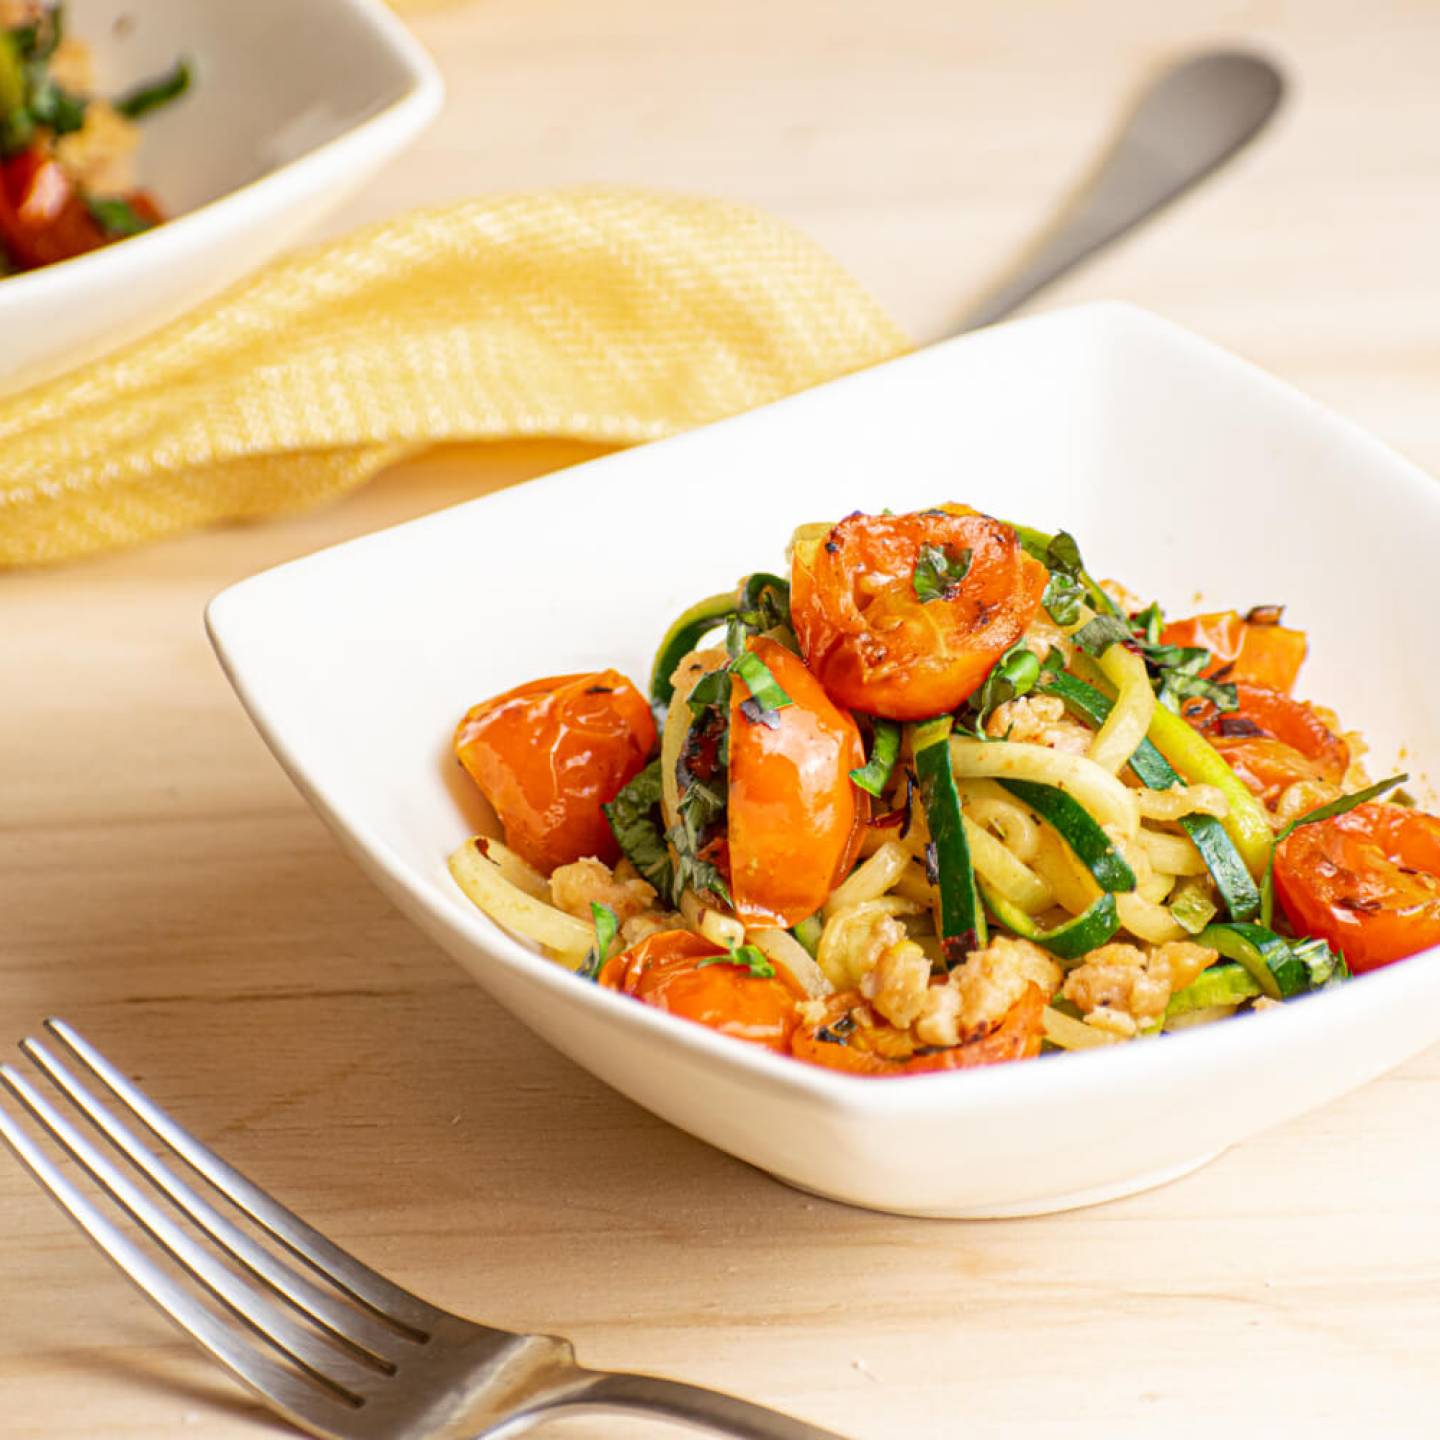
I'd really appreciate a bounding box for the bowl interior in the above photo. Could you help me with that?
[211,303,1438,917]
[207,303,1440,1212]
[71,0,423,213]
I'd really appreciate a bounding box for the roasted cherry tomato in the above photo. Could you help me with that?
[1274,804,1440,972]
[1160,610,1307,692]
[0,147,106,270]
[791,984,1047,1075]
[727,637,867,927]
[1187,681,1348,807]
[455,670,655,873]
[790,508,1047,720]
[599,929,802,1051]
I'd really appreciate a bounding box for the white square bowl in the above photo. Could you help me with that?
[207,303,1440,1218]
[1,0,442,395]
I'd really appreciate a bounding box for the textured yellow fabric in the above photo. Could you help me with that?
[0,189,908,567]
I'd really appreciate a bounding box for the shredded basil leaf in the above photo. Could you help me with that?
[732,649,793,725]
[86,195,154,239]
[850,718,901,797]
[115,58,191,120]
[27,75,84,132]
[961,641,1041,736]
[697,943,776,979]
[1073,614,1133,657]
[577,902,620,981]
[1158,671,1239,714]
[1275,773,1410,846]
[602,760,674,897]
[912,544,973,603]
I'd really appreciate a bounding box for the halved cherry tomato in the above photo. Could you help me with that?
[599,929,802,1051]
[1274,804,1440,972]
[455,670,655,873]
[791,984,1047,1075]
[0,147,106,270]
[1188,680,1348,807]
[1160,610,1307,693]
[790,508,1047,719]
[727,636,867,927]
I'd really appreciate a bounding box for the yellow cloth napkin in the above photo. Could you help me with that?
[0,189,908,568]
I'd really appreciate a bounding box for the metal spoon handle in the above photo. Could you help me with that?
[956,49,1285,332]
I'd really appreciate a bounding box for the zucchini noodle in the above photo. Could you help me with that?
[1028,824,1103,915]
[447,840,592,964]
[1136,827,1209,876]
[824,840,912,918]
[698,906,746,951]
[477,838,552,900]
[949,738,1141,838]
[1087,632,1156,775]
[1043,1006,1122,1050]
[749,927,832,998]
[1135,784,1228,821]
[962,817,1054,914]
[1115,891,1189,945]
[960,788,1043,861]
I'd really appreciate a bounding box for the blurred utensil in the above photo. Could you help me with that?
[956,49,1286,331]
[0,1020,846,1440]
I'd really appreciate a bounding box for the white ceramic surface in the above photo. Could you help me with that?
[207,304,1440,1218]
[1,0,441,394]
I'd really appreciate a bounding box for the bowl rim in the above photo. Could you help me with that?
[0,0,443,304]
[206,300,1440,1123]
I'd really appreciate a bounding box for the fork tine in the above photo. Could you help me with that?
[46,1019,437,1333]
[0,1096,350,1435]
[0,1062,384,1403]
[22,1035,419,1365]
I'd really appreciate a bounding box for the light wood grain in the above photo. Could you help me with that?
[5,2,1440,1436]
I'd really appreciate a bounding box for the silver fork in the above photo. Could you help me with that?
[0,1020,849,1440]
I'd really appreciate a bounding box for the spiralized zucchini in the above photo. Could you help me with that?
[1086,633,1156,775]
[949,738,1141,838]
[447,840,592,965]
[824,840,912,918]
[1136,827,1209,876]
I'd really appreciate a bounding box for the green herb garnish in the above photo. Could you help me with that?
[697,943,776,979]
[115,58,191,120]
[850,718,901,797]
[732,648,793,727]
[577,902,620,981]
[603,760,674,898]
[86,195,155,239]
[912,543,973,603]
[966,641,1041,735]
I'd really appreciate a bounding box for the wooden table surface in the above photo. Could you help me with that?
[5,2,1440,1436]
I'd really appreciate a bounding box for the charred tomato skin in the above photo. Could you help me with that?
[790,508,1048,720]
[599,928,801,1051]
[1274,804,1440,973]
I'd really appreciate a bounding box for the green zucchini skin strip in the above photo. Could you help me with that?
[995,777,1137,894]
[850,719,901,797]
[979,883,1119,963]
[649,592,735,706]
[1040,669,1261,921]
[914,716,986,966]
[1145,705,1274,881]
[1195,922,1345,1001]
[790,914,823,959]
[1164,962,1262,1017]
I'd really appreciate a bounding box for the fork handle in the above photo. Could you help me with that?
[514,1368,853,1439]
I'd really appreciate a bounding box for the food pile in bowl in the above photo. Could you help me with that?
[1,0,188,274]
[446,505,1435,1075]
